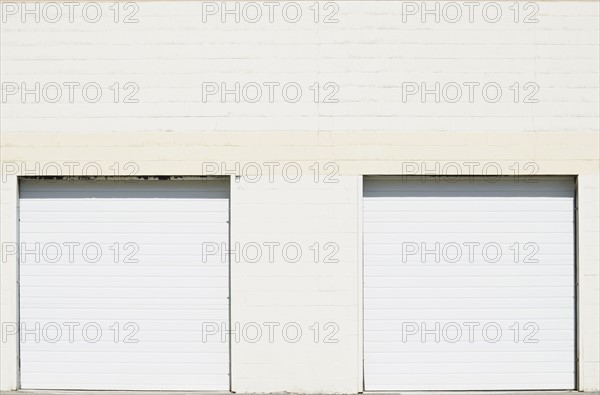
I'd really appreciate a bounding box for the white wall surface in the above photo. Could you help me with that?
[1,132,597,393]
[230,176,361,393]
[1,0,599,392]
[0,1,598,133]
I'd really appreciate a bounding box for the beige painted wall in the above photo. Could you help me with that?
[1,0,599,392]
[1,131,598,392]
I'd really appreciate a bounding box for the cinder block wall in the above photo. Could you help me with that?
[1,0,599,392]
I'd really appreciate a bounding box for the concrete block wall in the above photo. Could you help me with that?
[230,176,361,393]
[1,132,598,392]
[1,0,599,392]
[578,175,600,389]
[0,1,598,134]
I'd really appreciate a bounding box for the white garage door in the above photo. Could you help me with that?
[19,179,230,390]
[363,176,575,390]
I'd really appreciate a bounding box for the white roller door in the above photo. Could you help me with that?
[363,176,575,390]
[19,179,230,390]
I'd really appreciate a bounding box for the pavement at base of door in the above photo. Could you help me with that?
[1,392,598,395]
